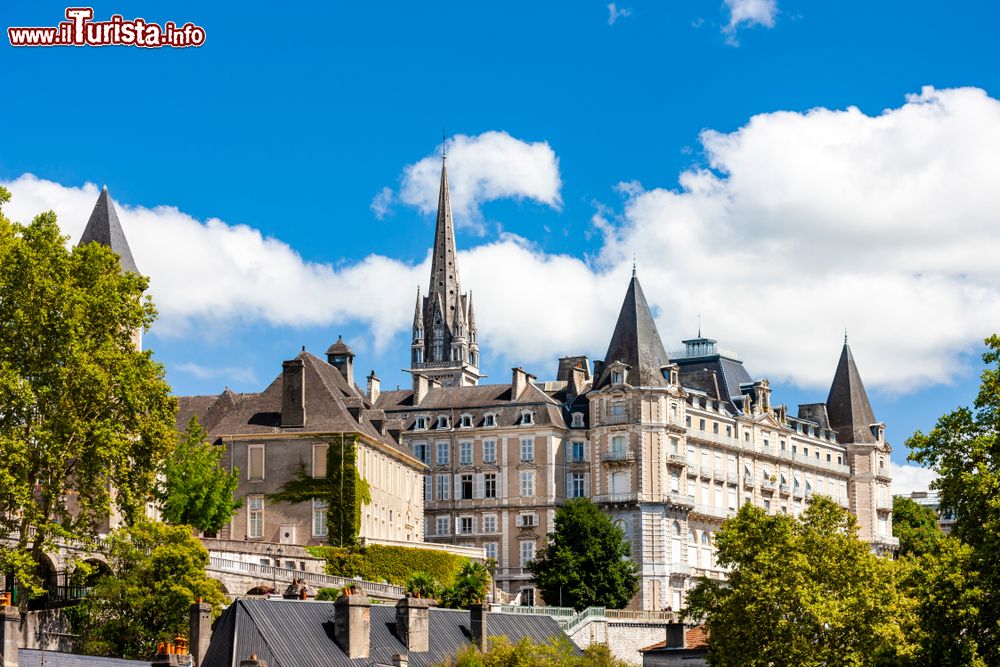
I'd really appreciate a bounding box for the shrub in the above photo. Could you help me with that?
[310,544,470,587]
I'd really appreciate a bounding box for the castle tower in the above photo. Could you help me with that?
[78,186,142,350]
[825,337,894,551]
[407,150,482,387]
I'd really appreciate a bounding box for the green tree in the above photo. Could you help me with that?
[684,497,911,666]
[267,434,371,546]
[892,495,943,557]
[439,561,490,609]
[0,190,176,602]
[405,570,441,599]
[441,635,632,667]
[896,536,987,666]
[155,416,242,534]
[528,498,638,610]
[906,334,1000,664]
[68,521,226,660]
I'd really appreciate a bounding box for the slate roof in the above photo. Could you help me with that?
[595,271,670,389]
[676,348,754,413]
[175,351,413,459]
[825,341,877,444]
[77,186,139,274]
[201,598,573,667]
[19,650,147,666]
[326,336,354,356]
[375,382,567,431]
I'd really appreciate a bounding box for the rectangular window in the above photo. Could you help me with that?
[520,540,536,567]
[247,496,263,538]
[312,444,328,478]
[461,474,474,500]
[413,443,430,464]
[484,473,497,499]
[436,442,449,465]
[572,441,585,462]
[423,475,432,502]
[571,473,585,498]
[670,470,680,492]
[483,515,497,533]
[436,474,450,500]
[459,516,474,535]
[520,471,535,497]
[248,445,264,481]
[483,440,497,463]
[699,418,706,431]
[612,435,626,456]
[520,438,534,462]
[728,487,737,510]
[459,442,473,465]
[435,516,449,535]
[713,422,719,434]
[484,542,498,562]
[312,499,328,537]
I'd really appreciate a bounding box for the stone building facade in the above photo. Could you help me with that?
[379,154,895,608]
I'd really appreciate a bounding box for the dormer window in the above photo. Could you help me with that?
[611,370,624,384]
[459,414,473,428]
[484,413,496,427]
[414,417,428,430]
[522,412,534,426]
[437,415,450,429]
[571,412,584,428]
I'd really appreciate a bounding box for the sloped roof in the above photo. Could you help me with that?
[78,186,139,274]
[201,598,573,667]
[825,341,877,444]
[19,650,147,666]
[639,625,709,652]
[595,272,670,389]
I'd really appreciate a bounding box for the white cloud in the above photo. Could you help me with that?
[175,362,258,384]
[396,131,562,228]
[370,186,393,219]
[890,462,938,497]
[4,87,1000,396]
[723,0,777,44]
[608,3,632,25]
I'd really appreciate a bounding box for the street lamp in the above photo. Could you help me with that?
[265,546,283,595]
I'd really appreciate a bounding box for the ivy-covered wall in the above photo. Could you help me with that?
[308,544,470,587]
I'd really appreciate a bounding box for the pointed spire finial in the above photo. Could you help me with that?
[844,328,848,345]
[632,252,637,277]
[442,129,447,160]
[698,314,702,338]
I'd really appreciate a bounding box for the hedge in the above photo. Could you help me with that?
[307,544,470,587]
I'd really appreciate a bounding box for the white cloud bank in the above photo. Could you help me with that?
[392,131,562,228]
[890,462,938,497]
[723,0,777,44]
[4,89,1000,395]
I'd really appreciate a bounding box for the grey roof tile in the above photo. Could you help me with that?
[78,187,139,275]
[595,272,670,389]
[825,341,877,444]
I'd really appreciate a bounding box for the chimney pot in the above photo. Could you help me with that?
[665,622,686,648]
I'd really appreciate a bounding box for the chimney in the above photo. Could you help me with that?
[469,603,487,652]
[281,358,305,428]
[367,371,380,403]
[150,640,193,666]
[334,591,371,659]
[239,656,268,667]
[189,599,212,667]
[392,655,409,667]
[2,593,17,667]
[395,596,431,653]
[511,368,534,399]
[665,622,686,648]
[413,374,429,405]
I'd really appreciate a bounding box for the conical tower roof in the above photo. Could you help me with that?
[825,339,877,444]
[596,270,670,388]
[78,186,139,274]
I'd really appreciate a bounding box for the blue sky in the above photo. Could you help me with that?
[4,1,1000,491]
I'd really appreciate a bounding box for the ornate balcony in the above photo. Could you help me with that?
[602,450,636,465]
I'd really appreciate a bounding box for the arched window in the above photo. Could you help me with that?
[701,531,710,546]
[672,520,682,536]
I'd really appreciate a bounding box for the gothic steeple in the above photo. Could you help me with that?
[408,148,483,387]
[596,271,670,389]
[826,339,877,444]
[78,186,139,274]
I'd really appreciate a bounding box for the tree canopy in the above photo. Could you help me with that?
[68,521,226,660]
[891,494,943,557]
[155,416,242,534]
[0,189,176,600]
[528,498,638,610]
[683,497,911,666]
[906,334,1000,664]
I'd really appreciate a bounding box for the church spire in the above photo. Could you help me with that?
[428,153,461,329]
[826,339,877,444]
[78,186,139,274]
